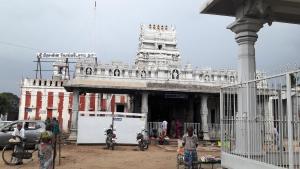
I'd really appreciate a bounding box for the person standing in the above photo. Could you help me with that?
[162,120,168,135]
[182,126,198,169]
[175,120,182,138]
[38,125,54,169]
[51,118,60,169]
[45,117,51,127]
[12,123,25,165]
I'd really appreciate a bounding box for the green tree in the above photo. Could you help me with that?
[0,92,19,120]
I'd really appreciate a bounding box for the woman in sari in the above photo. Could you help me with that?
[38,125,54,169]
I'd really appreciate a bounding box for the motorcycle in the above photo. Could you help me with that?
[136,129,149,151]
[104,127,116,150]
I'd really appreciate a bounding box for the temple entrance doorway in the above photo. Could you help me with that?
[148,93,190,137]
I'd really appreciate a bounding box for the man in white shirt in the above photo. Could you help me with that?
[162,120,168,135]
[12,123,25,140]
[11,123,25,165]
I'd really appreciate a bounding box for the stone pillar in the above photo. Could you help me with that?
[200,95,209,140]
[228,18,264,83]
[94,93,99,112]
[68,89,79,141]
[141,93,148,129]
[85,93,90,111]
[228,18,264,154]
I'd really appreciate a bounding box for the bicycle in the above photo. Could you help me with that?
[2,136,38,165]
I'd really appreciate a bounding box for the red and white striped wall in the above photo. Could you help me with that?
[19,78,129,131]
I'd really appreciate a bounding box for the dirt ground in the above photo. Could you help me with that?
[0,144,221,169]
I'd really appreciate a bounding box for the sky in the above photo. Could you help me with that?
[0,0,299,95]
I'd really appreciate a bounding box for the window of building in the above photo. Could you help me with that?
[114,69,120,76]
[205,75,210,81]
[86,67,92,75]
[158,44,162,50]
[141,70,146,78]
[44,81,47,86]
[39,80,42,86]
[116,104,125,112]
[58,67,63,74]
[33,80,36,85]
[172,69,179,79]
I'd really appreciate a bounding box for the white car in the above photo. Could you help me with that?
[0,121,12,128]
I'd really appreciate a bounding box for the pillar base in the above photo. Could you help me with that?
[203,132,210,140]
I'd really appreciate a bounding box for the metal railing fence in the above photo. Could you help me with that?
[221,70,300,169]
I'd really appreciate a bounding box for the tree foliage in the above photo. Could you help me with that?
[0,92,19,120]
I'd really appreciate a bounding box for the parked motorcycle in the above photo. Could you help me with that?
[136,129,149,151]
[105,127,116,150]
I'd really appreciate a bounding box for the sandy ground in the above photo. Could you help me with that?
[0,144,221,169]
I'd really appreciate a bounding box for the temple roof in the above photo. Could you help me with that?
[200,0,300,24]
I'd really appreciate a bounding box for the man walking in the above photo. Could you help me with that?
[182,126,198,169]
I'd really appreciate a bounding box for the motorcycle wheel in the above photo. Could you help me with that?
[106,138,110,149]
[111,144,114,150]
[143,143,149,150]
[139,142,144,151]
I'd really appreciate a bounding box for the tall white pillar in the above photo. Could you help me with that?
[200,95,210,140]
[228,18,264,154]
[85,93,90,111]
[68,89,79,141]
[94,93,99,112]
[141,93,148,129]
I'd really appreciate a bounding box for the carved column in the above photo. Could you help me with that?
[141,93,149,129]
[200,95,209,140]
[68,89,79,141]
[228,17,264,154]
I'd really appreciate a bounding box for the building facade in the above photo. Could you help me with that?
[19,24,265,136]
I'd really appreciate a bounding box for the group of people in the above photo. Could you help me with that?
[10,117,60,169]
[161,119,183,138]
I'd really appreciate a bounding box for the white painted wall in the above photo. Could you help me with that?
[77,111,146,144]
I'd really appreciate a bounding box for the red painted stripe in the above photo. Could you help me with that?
[47,92,53,118]
[101,98,106,111]
[68,93,73,130]
[35,91,42,120]
[79,94,85,111]
[120,96,125,104]
[69,93,73,109]
[90,93,96,111]
[24,91,31,120]
[58,92,64,127]
[111,95,115,113]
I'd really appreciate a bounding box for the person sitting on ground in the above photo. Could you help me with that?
[182,126,198,169]
[11,123,25,165]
